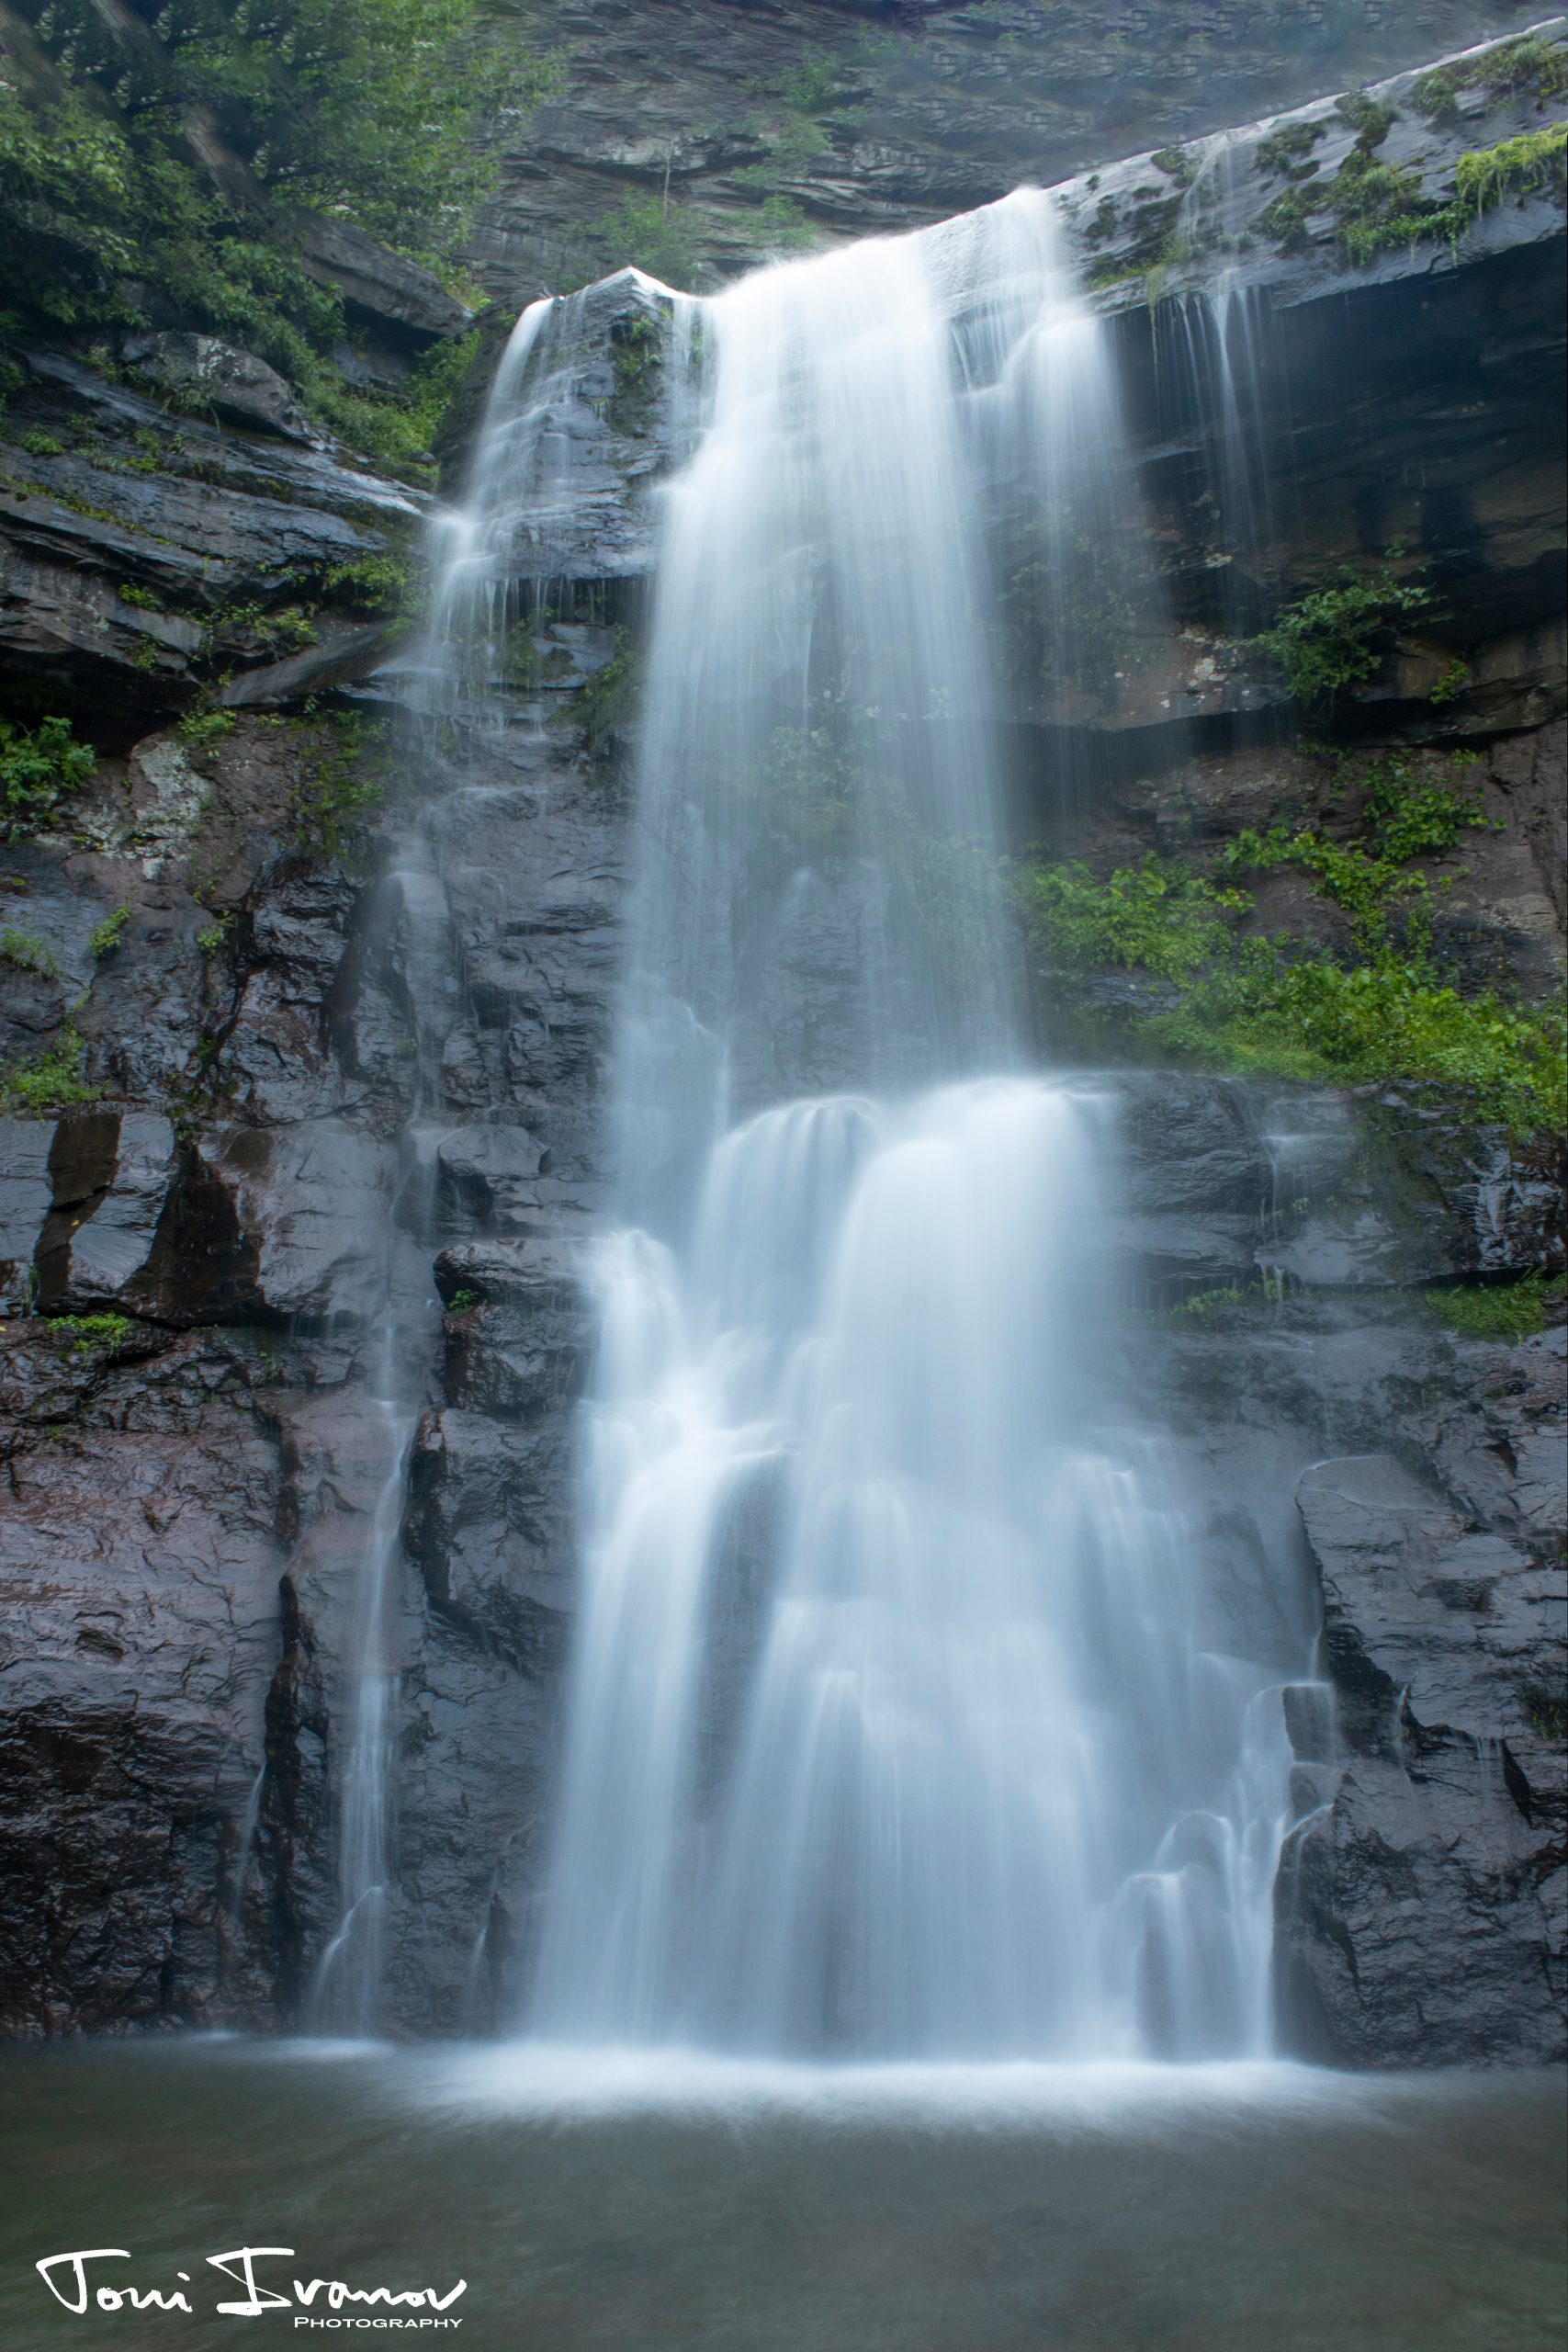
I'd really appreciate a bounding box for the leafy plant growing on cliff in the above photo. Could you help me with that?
[1016,752,1566,1135]
[1423,1272,1565,1340]
[45,1312,132,1356]
[1254,565,1438,707]
[0,923,57,977]
[89,904,130,957]
[0,715,96,841]
[291,711,389,857]
[0,1022,98,1116]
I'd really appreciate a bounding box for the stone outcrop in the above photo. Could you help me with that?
[0,351,425,712]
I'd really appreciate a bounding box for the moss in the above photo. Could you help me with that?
[1454,123,1568,217]
[18,427,63,458]
[1424,1273,1565,1340]
[1150,146,1196,187]
[1253,563,1438,706]
[1255,120,1327,180]
[1412,33,1568,122]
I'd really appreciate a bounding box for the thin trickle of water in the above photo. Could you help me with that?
[454,192,1309,2064]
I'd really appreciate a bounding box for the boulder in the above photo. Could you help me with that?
[122,333,320,444]
[291,210,473,343]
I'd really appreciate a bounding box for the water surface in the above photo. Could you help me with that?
[1,2044,1562,2349]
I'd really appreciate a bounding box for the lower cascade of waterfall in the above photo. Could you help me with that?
[530,1080,1292,2060]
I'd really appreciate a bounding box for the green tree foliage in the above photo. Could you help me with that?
[0,2,555,440]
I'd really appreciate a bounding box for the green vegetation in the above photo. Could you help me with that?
[291,710,388,856]
[0,714,96,840]
[1529,1694,1568,1740]
[176,708,237,752]
[196,913,233,956]
[1412,33,1568,121]
[1258,57,1568,269]
[1254,563,1438,707]
[1454,123,1568,219]
[1424,1272,1565,1341]
[0,1022,98,1115]
[1016,752,1565,1135]
[18,426,63,457]
[0,4,554,467]
[0,923,57,977]
[45,1311,133,1356]
[89,904,130,958]
[593,192,704,290]
[1256,119,1327,180]
[320,554,418,620]
[447,1288,480,1315]
[570,628,637,747]
[118,582,162,611]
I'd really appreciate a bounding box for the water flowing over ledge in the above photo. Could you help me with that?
[414,188,1323,2066]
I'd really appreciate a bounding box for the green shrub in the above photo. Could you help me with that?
[320,554,417,618]
[292,711,388,856]
[0,716,96,840]
[1254,565,1438,707]
[0,6,554,466]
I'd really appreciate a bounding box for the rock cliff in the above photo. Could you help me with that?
[0,13,1562,2056]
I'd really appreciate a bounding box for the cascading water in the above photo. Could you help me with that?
[447,188,1297,2062]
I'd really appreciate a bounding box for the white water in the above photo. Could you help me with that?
[438,190,1298,2062]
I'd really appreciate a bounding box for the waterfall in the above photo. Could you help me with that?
[444,189,1295,2062]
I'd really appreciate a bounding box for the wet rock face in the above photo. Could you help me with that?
[471,2,1553,290]
[1,26,1563,2056]
[1277,1445,1566,2068]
